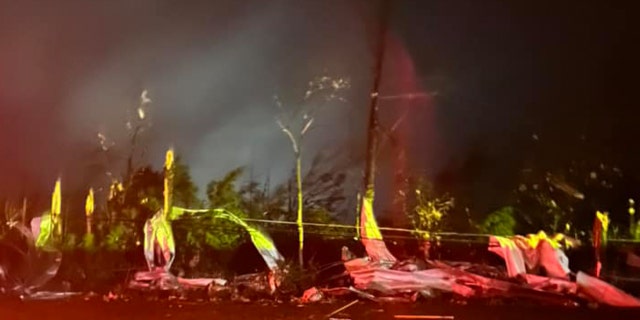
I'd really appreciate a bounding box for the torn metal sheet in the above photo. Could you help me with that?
[576,271,640,307]
[344,258,376,273]
[129,268,222,291]
[301,287,325,303]
[143,210,175,271]
[34,212,57,251]
[1,217,62,296]
[520,274,577,294]
[171,207,284,272]
[130,269,180,291]
[137,206,283,294]
[488,236,526,277]
[212,209,284,271]
[178,277,226,287]
[346,261,475,297]
[489,232,570,279]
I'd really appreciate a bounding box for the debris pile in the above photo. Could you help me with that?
[301,232,640,308]
[127,206,285,300]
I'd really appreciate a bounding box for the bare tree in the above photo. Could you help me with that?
[275,75,349,267]
[95,90,152,186]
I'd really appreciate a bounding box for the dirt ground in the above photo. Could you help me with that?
[1,298,640,320]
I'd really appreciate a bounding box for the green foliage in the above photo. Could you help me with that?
[174,216,243,251]
[409,179,454,235]
[170,167,246,251]
[101,154,201,253]
[204,220,243,249]
[104,223,132,251]
[62,233,78,251]
[83,233,96,251]
[206,167,244,210]
[481,206,516,236]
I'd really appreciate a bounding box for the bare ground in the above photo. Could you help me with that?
[1,298,640,320]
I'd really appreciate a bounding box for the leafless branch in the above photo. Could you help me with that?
[300,118,314,136]
[277,119,299,154]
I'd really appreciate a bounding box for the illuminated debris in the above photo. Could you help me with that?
[34,212,57,250]
[143,210,175,271]
[133,207,283,294]
[488,232,572,279]
[85,188,95,235]
[108,179,124,201]
[488,232,640,306]
[170,207,284,272]
[577,272,640,307]
[301,231,640,307]
[19,291,81,301]
[0,217,62,296]
[300,287,325,303]
[50,179,62,236]
[212,209,284,271]
[129,268,180,291]
[596,211,610,244]
[129,264,225,292]
[359,191,396,263]
[593,211,609,277]
[85,188,94,218]
[163,148,174,219]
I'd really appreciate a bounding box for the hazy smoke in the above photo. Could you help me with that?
[0,0,376,201]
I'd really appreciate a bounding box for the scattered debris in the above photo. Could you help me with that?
[576,271,640,307]
[298,228,640,308]
[627,252,640,268]
[301,287,324,303]
[20,291,81,301]
[394,315,454,320]
[1,214,63,298]
[325,299,359,318]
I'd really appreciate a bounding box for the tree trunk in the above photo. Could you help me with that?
[295,153,304,268]
[163,150,175,219]
[86,218,92,235]
[21,197,27,226]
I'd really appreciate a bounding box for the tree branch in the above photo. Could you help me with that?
[300,117,314,136]
[277,119,299,154]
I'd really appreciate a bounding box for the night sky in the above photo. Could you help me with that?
[0,0,638,218]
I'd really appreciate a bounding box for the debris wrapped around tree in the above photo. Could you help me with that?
[0,214,74,300]
[128,207,284,295]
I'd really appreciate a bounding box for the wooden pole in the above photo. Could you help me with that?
[362,0,391,197]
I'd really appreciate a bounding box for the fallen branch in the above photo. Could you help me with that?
[325,299,359,319]
[394,316,454,320]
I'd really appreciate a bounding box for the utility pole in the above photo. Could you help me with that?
[363,0,391,203]
[357,0,399,263]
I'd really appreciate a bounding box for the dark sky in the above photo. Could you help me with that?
[385,1,639,213]
[1,0,638,216]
